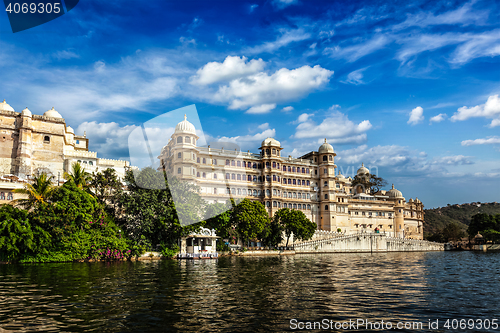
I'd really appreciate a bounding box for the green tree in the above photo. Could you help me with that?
[351,173,388,194]
[204,201,233,239]
[13,173,56,210]
[64,162,91,189]
[0,205,32,261]
[272,208,316,247]
[232,199,270,245]
[89,168,123,217]
[441,222,466,242]
[467,213,496,238]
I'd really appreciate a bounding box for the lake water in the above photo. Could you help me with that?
[0,252,499,332]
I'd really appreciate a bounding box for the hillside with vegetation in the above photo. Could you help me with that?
[424,202,500,238]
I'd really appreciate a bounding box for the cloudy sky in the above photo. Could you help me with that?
[1,0,499,207]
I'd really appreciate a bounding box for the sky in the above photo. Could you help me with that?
[0,0,499,208]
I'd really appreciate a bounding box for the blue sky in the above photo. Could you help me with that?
[1,0,499,207]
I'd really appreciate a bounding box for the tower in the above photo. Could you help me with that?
[318,139,337,231]
[259,137,283,216]
[170,115,199,180]
[388,184,405,238]
[16,107,33,178]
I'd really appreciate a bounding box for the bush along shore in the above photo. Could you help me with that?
[0,163,316,264]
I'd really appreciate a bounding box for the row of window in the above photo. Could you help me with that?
[261,148,280,156]
[266,201,312,210]
[352,211,393,217]
[77,160,94,165]
[0,192,13,200]
[176,136,195,144]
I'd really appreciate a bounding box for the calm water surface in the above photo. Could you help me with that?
[0,252,499,332]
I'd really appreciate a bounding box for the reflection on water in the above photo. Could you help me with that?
[0,252,499,332]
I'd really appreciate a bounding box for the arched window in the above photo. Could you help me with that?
[298,193,302,199]
[177,152,182,158]
[292,167,296,172]
[283,165,286,171]
[253,163,257,169]
[288,192,292,198]
[226,159,230,165]
[323,155,327,161]
[278,202,281,208]
[272,149,276,155]
[237,174,241,180]
[7,193,13,200]
[202,158,206,164]
[214,188,217,194]
[273,189,277,195]
[214,173,217,179]
[307,180,310,186]
[248,175,252,181]
[324,168,327,174]
[325,205,328,210]
[238,188,242,195]
[288,166,291,172]
[277,163,280,169]
[177,137,183,143]
[277,176,280,182]
[284,203,288,208]
[283,178,286,184]
[197,157,200,163]
[329,155,333,161]
[177,168,181,174]
[253,190,257,196]
[185,137,191,143]
[293,193,297,198]
[307,193,310,199]
[306,168,310,174]
[237,161,241,167]
[242,189,247,195]
[266,175,271,182]
[302,168,305,173]
[243,161,247,167]
[266,149,270,155]
[266,162,270,168]
[231,173,236,180]
[273,201,277,207]
[89,161,93,165]
[325,194,328,199]
[272,162,276,168]
[324,181,328,186]
[226,173,230,179]
[293,204,297,209]
[231,160,235,166]
[253,176,257,182]
[0,192,4,200]
[293,179,296,185]
[288,179,292,184]
[266,189,270,196]
[273,175,276,181]
[298,204,302,209]
[307,204,311,210]
[197,172,200,177]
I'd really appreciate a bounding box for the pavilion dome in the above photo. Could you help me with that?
[357,163,369,175]
[261,137,281,147]
[21,107,32,117]
[66,125,75,134]
[174,114,196,135]
[44,107,63,118]
[318,139,334,153]
[387,184,404,198]
[0,100,15,112]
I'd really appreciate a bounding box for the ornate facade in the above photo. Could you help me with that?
[0,99,130,202]
[159,116,425,239]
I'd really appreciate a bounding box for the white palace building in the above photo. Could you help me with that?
[159,116,425,239]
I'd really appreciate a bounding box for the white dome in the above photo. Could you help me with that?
[174,114,196,134]
[388,184,404,198]
[0,100,15,112]
[21,107,32,117]
[357,163,369,175]
[44,107,63,118]
[66,125,74,134]
[261,137,281,147]
[318,139,334,153]
[337,173,345,181]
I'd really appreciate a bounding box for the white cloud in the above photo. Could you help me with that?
[257,123,270,130]
[461,136,500,146]
[208,125,276,151]
[246,104,276,114]
[324,34,391,62]
[293,109,372,143]
[272,0,298,9]
[429,113,447,123]
[344,68,366,85]
[450,29,500,64]
[282,106,294,112]
[214,65,333,110]
[247,28,311,54]
[191,56,265,85]
[52,50,79,60]
[408,106,424,125]
[432,155,474,165]
[451,95,500,127]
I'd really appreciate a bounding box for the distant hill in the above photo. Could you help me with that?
[424,202,500,236]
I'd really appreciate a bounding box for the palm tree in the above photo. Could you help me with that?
[13,173,55,210]
[64,162,91,189]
